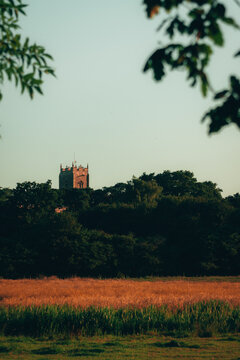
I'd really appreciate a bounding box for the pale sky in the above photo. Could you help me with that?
[0,0,239,196]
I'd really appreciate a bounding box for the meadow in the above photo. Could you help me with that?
[0,277,240,340]
[0,278,240,359]
[1,277,240,308]
[0,335,240,359]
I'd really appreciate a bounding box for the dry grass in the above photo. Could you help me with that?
[0,277,239,308]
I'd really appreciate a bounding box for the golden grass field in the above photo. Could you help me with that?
[0,277,240,308]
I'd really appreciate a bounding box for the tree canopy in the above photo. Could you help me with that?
[0,172,239,278]
[143,0,240,134]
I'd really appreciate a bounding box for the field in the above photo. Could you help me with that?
[0,278,240,359]
[1,277,240,307]
[0,335,240,359]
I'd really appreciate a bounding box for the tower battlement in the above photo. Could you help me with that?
[59,162,89,189]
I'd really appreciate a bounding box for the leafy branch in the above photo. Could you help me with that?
[0,0,55,101]
[143,0,240,133]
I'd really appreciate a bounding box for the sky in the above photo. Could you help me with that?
[0,0,239,196]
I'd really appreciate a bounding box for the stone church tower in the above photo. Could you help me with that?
[59,162,89,189]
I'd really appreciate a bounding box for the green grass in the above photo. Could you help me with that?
[0,334,240,359]
[1,301,240,337]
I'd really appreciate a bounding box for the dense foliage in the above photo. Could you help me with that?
[0,170,239,278]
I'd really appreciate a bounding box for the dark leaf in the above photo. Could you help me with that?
[214,90,229,99]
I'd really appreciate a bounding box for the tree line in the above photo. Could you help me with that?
[0,170,239,278]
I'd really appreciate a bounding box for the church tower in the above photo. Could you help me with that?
[59,162,89,189]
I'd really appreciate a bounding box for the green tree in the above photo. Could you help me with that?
[0,187,12,202]
[152,170,198,197]
[129,177,163,207]
[101,182,130,204]
[143,0,240,133]
[141,170,222,198]
[225,193,240,208]
[12,180,59,224]
[0,0,55,101]
[60,188,93,212]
